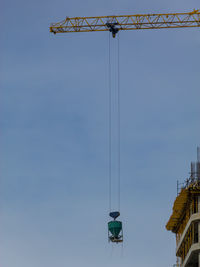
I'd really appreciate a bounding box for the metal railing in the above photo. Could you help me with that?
[177,148,200,195]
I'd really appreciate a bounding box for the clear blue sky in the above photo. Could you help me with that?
[1,0,200,266]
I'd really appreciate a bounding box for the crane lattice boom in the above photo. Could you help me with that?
[50,10,200,36]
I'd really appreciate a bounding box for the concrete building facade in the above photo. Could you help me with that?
[166,148,200,267]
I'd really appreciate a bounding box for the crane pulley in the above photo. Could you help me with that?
[50,10,200,37]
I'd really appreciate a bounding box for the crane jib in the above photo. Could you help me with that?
[50,10,200,36]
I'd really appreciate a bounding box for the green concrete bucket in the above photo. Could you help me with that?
[108,220,122,239]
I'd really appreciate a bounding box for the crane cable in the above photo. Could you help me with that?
[117,34,121,212]
[108,32,112,213]
[108,32,121,213]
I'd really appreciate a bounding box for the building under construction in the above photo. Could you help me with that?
[166,148,200,267]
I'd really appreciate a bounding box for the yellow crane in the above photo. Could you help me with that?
[49,9,200,245]
[50,9,200,37]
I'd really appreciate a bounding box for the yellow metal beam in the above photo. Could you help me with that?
[50,10,200,35]
[166,188,189,233]
[166,184,200,233]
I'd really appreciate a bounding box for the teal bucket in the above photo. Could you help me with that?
[108,221,122,238]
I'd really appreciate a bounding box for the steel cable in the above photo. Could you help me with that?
[108,33,121,213]
[117,33,121,212]
[108,32,112,213]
